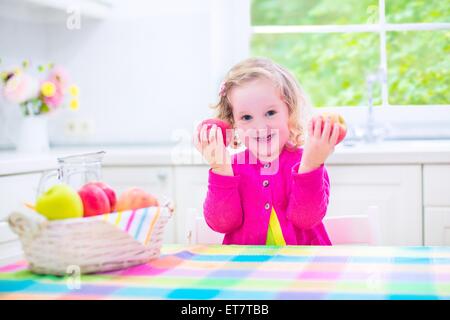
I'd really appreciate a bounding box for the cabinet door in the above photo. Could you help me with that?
[102,166,176,244]
[0,173,41,221]
[423,165,450,246]
[0,219,24,266]
[424,207,450,246]
[326,165,422,246]
[0,240,23,267]
[423,165,450,207]
[0,173,41,266]
[174,166,211,244]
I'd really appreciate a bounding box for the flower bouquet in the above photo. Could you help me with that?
[1,60,79,115]
[0,60,79,152]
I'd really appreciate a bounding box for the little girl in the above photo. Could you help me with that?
[193,57,339,246]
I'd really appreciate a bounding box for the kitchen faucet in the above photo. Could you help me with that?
[364,68,388,143]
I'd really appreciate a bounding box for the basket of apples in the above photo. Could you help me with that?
[8,182,174,276]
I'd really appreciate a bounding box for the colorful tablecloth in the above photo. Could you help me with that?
[0,245,449,300]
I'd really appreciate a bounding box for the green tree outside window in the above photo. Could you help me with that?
[251,0,450,107]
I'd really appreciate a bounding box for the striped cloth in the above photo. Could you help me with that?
[98,206,161,245]
[0,245,449,300]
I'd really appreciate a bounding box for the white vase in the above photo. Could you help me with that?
[16,116,50,153]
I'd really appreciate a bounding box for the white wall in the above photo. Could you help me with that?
[0,0,49,146]
[0,0,251,148]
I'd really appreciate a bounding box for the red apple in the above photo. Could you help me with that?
[115,187,159,211]
[319,112,347,145]
[78,183,111,217]
[198,118,232,146]
[89,181,117,211]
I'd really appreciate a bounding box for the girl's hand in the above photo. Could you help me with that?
[193,124,233,176]
[298,115,340,174]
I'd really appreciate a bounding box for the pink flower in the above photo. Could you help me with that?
[42,80,64,108]
[2,72,38,104]
[41,66,69,109]
[48,66,70,92]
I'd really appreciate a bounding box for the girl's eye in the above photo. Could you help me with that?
[266,110,277,117]
[241,115,252,121]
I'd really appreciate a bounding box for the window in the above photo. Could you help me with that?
[251,0,449,108]
[250,0,450,139]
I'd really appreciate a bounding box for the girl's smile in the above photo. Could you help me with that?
[253,130,277,144]
[255,132,275,143]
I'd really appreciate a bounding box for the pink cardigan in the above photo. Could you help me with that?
[203,146,332,246]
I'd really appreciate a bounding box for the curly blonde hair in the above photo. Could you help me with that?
[211,57,311,151]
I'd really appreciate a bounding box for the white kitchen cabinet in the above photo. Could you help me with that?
[174,166,210,244]
[102,166,176,244]
[424,165,450,245]
[423,165,450,207]
[0,240,23,267]
[0,172,41,266]
[326,165,422,246]
[0,173,41,221]
[0,219,24,266]
[174,164,423,246]
[424,208,450,245]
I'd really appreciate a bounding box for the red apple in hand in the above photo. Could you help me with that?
[319,112,347,145]
[78,183,111,217]
[89,181,117,211]
[198,118,232,146]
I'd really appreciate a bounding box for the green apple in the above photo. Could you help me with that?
[35,184,83,220]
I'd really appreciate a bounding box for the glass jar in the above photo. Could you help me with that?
[37,151,106,197]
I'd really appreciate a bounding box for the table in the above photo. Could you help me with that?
[0,245,449,300]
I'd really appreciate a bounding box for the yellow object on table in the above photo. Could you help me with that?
[266,207,286,246]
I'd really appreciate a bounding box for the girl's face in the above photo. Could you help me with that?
[229,78,290,162]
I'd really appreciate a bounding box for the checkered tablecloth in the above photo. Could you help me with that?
[1,245,449,300]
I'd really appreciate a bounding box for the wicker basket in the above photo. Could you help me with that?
[8,202,174,276]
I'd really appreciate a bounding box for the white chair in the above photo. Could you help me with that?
[323,205,382,245]
[185,208,223,245]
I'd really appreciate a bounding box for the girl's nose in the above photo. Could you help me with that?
[253,119,270,131]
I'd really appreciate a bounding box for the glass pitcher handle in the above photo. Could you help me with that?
[37,169,60,198]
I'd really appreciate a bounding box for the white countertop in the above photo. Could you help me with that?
[1,140,450,176]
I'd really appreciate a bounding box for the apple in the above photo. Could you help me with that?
[35,184,83,220]
[198,118,232,146]
[115,187,159,211]
[78,183,111,217]
[319,112,347,145]
[89,181,116,212]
